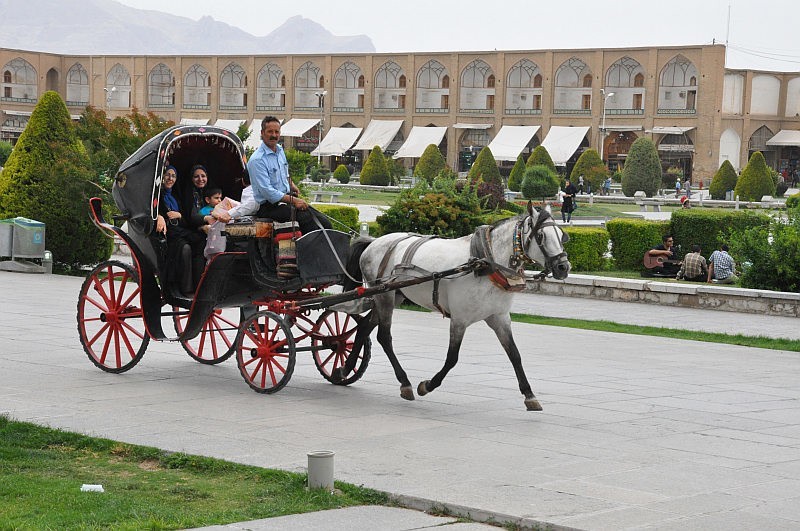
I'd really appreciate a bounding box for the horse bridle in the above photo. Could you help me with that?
[510,210,569,279]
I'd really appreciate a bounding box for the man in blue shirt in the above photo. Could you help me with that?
[249,116,330,233]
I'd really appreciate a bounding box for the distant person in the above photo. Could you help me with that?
[677,244,707,282]
[577,175,585,194]
[675,177,682,198]
[680,196,691,208]
[683,178,691,198]
[708,244,738,284]
[560,178,578,223]
[602,177,612,196]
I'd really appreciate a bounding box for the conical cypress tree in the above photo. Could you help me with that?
[413,144,446,184]
[507,155,525,192]
[734,151,776,201]
[0,91,112,269]
[709,159,738,200]
[621,137,661,197]
[570,148,607,192]
[526,145,557,173]
[467,146,502,186]
[360,145,390,186]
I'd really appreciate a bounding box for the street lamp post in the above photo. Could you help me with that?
[314,90,327,166]
[599,89,615,163]
[103,86,116,110]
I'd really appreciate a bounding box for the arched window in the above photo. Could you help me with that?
[147,63,174,106]
[319,75,325,88]
[66,63,89,104]
[281,75,286,87]
[333,62,361,88]
[582,74,593,87]
[533,74,542,88]
[442,75,450,89]
[294,61,321,88]
[417,60,449,89]
[3,71,11,83]
[258,63,284,88]
[555,57,591,88]
[634,73,644,87]
[461,59,494,88]
[358,75,365,88]
[399,74,406,88]
[690,76,697,86]
[487,74,495,88]
[184,64,211,106]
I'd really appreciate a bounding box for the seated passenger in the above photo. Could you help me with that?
[199,187,223,227]
[212,171,259,223]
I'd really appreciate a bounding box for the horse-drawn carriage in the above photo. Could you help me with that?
[77,124,571,409]
[77,124,371,393]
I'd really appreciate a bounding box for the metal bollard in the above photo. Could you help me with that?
[42,250,53,274]
[307,450,335,490]
[359,222,369,237]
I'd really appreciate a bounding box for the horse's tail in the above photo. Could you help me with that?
[342,236,375,292]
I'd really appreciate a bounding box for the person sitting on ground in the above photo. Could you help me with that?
[676,244,707,282]
[680,195,691,208]
[708,244,739,284]
[647,234,681,276]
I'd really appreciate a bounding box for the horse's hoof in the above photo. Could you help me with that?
[417,380,430,396]
[525,398,543,411]
[400,386,415,401]
[330,368,346,384]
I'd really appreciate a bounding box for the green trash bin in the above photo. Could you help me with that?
[10,217,46,259]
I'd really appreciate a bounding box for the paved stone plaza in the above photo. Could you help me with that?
[1,270,800,530]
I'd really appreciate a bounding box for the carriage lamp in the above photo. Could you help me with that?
[360,222,369,236]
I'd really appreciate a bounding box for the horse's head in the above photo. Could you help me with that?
[520,202,571,280]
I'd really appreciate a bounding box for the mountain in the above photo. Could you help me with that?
[0,0,375,55]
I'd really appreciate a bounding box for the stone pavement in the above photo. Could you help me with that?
[2,269,800,530]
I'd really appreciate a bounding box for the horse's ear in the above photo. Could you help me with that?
[527,201,533,216]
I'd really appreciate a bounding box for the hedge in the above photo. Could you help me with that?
[562,226,609,271]
[669,208,770,259]
[313,204,359,233]
[606,218,671,270]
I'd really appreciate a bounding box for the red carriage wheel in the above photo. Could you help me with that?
[312,311,371,385]
[77,260,149,373]
[174,307,241,365]
[236,311,295,393]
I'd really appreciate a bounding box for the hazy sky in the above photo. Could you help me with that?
[116,0,800,71]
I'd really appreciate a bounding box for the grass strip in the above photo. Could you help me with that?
[0,415,388,530]
[399,303,799,352]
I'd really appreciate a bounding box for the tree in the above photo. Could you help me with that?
[360,146,390,186]
[526,145,557,173]
[709,159,738,200]
[0,141,12,166]
[570,148,607,193]
[0,91,112,269]
[621,137,661,197]
[467,146,502,186]
[413,144,446,184]
[384,154,405,185]
[333,164,351,184]
[735,151,776,201]
[507,155,525,192]
[521,165,559,201]
[284,148,316,183]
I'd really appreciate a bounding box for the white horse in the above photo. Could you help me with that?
[336,204,570,411]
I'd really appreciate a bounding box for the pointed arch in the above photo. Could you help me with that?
[184,64,211,107]
[1,58,38,101]
[66,63,89,105]
[148,63,174,106]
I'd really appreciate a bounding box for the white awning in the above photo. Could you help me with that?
[485,125,540,162]
[180,118,209,126]
[767,130,800,147]
[453,122,493,129]
[603,124,643,132]
[311,127,363,157]
[650,126,695,135]
[279,118,320,137]
[2,110,32,117]
[539,126,591,166]
[244,119,263,151]
[352,120,404,151]
[213,119,246,133]
[393,126,448,159]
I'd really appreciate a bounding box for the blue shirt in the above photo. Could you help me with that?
[248,142,290,205]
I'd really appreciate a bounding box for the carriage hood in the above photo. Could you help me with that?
[112,125,247,235]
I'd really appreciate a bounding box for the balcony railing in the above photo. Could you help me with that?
[147,103,174,108]
[606,108,644,115]
[373,107,406,113]
[219,105,246,111]
[333,107,364,113]
[553,108,592,115]
[505,108,542,115]
[656,108,697,115]
[415,107,449,113]
[65,101,88,107]
[0,96,37,104]
[458,108,494,114]
[256,105,285,111]
[294,106,322,111]
[183,104,211,110]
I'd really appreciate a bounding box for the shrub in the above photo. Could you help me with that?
[663,166,684,189]
[669,208,770,262]
[0,141,11,166]
[360,146,390,186]
[413,144,446,184]
[621,137,661,197]
[776,180,789,198]
[476,180,505,210]
[309,165,330,183]
[385,154,405,185]
[0,91,113,269]
[729,210,800,291]
[735,151,775,201]
[333,164,350,184]
[436,167,458,180]
[605,218,670,270]
[570,148,607,194]
[313,204,359,233]
[709,160,738,200]
[526,145,557,173]
[284,148,316,181]
[521,165,559,201]
[787,191,800,209]
[467,146,502,186]
[377,177,482,237]
[507,155,525,192]
[562,227,609,271]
